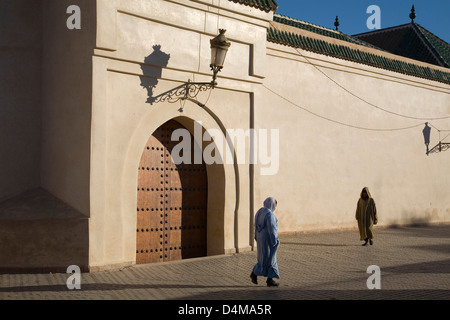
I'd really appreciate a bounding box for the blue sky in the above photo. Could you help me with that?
[275,0,450,44]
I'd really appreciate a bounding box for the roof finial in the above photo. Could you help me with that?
[410,5,416,23]
[334,16,340,31]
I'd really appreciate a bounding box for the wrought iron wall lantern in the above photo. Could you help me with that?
[152,29,231,105]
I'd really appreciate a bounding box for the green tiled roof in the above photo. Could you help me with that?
[415,23,450,68]
[354,23,450,69]
[228,0,278,12]
[274,15,382,51]
[268,16,450,85]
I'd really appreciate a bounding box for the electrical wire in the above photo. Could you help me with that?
[296,48,450,121]
[268,21,450,122]
[262,84,425,132]
[441,132,450,142]
[428,122,450,132]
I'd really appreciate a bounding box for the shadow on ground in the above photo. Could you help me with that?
[1,283,448,300]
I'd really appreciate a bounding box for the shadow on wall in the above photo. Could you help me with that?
[139,45,171,105]
[423,122,431,155]
[386,208,438,229]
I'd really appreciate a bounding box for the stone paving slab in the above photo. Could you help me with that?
[0,224,449,301]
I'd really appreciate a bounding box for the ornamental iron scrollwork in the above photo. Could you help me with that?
[150,80,216,105]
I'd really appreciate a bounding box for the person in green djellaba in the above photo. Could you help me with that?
[355,187,378,246]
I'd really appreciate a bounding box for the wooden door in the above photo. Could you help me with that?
[136,120,207,264]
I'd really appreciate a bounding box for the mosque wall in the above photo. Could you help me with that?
[259,43,450,234]
[1,0,449,272]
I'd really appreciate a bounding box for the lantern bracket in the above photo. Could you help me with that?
[150,80,216,105]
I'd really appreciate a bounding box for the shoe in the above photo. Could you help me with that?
[369,239,373,246]
[266,278,279,287]
[362,241,368,246]
[250,272,258,285]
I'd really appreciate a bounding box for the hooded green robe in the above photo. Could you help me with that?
[355,187,378,240]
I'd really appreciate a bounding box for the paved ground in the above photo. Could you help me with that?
[0,224,449,301]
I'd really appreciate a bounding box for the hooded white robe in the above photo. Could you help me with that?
[252,197,280,279]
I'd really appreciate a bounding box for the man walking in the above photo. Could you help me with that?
[356,187,378,246]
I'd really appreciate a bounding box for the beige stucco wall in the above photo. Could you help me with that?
[257,43,450,234]
[0,188,89,273]
[90,0,450,270]
[89,0,272,269]
[0,0,42,202]
[41,0,96,217]
[0,0,95,272]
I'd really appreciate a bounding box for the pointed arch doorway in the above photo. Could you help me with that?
[136,119,207,264]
